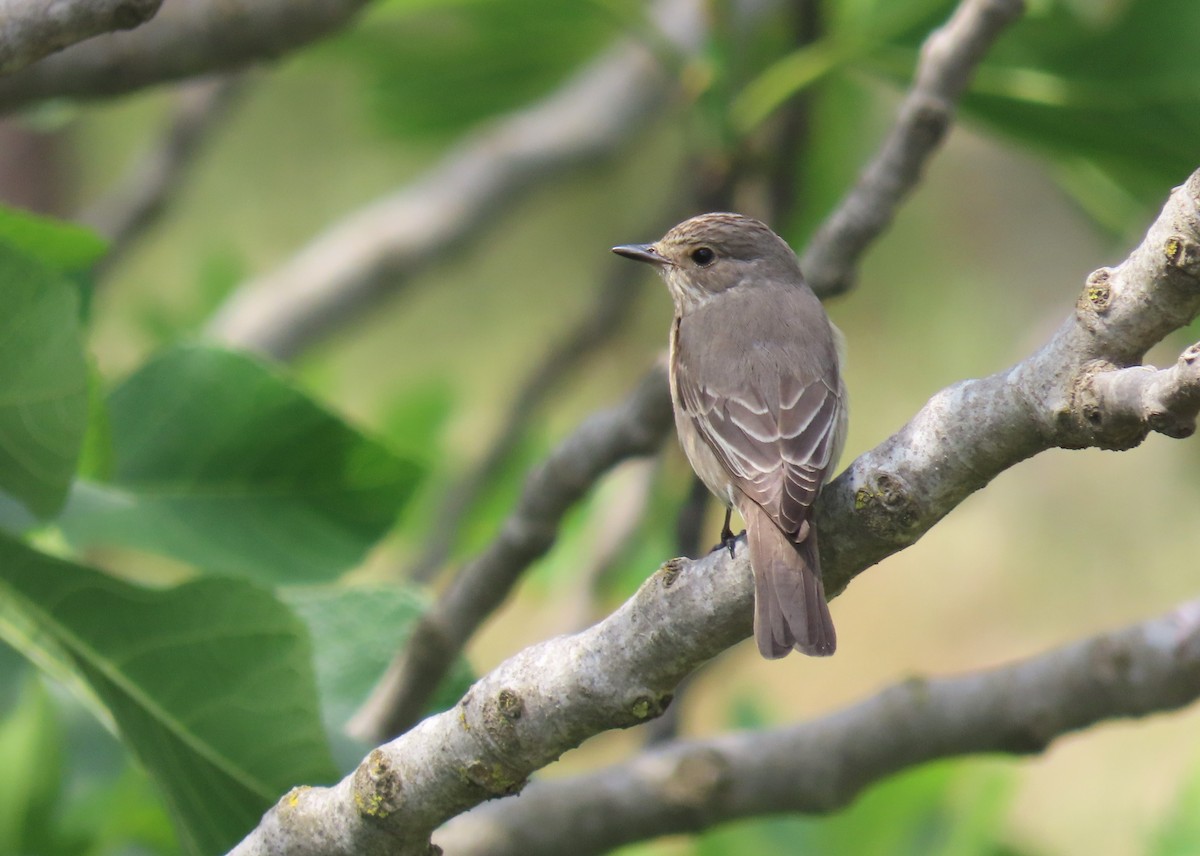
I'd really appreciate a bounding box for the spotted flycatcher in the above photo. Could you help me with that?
[613,213,847,658]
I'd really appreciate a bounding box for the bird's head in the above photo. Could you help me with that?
[612,212,802,314]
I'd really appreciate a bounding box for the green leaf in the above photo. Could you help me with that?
[282,584,474,767]
[0,205,107,273]
[0,239,89,519]
[0,677,64,855]
[60,345,423,583]
[0,533,337,856]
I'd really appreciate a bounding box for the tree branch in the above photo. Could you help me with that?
[205,0,708,360]
[437,597,1200,856]
[801,0,1025,297]
[227,166,1200,856]
[0,0,366,112]
[0,0,162,76]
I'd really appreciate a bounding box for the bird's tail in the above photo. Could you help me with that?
[742,501,836,658]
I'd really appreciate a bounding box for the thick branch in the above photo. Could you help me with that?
[0,0,161,75]
[0,0,366,111]
[347,366,676,741]
[801,0,1025,297]
[206,0,707,360]
[438,597,1200,855]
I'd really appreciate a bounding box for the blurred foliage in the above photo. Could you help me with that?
[1,0,1199,853]
[0,678,69,855]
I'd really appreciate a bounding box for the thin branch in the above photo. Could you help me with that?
[228,168,1200,856]
[0,0,162,75]
[437,597,1200,856]
[0,0,366,112]
[79,75,247,277]
[346,366,676,742]
[801,0,1026,297]
[205,0,709,360]
[1082,342,1200,441]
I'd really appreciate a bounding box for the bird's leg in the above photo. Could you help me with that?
[719,506,737,557]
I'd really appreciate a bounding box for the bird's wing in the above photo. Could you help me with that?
[675,354,841,539]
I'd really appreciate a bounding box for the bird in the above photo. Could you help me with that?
[613,212,847,658]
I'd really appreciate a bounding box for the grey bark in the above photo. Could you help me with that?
[0,0,161,75]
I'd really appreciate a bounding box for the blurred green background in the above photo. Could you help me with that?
[2,0,1200,853]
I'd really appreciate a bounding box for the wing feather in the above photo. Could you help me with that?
[675,314,842,541]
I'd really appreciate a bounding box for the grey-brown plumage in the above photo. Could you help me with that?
[613,213,847,658]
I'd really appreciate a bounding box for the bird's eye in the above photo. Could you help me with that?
[690,247,715,266]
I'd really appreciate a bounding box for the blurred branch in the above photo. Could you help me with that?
[0,0,162,75]
[438,598,1200,855]
[404,256,652,585]
[0,0,366,112]
[206,0,709,360]
[801,0,1025,297]
[229,165,1200,856]
[347,366,676,741]
[79,75,247,277]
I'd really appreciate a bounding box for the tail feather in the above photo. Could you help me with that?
[743,502,836,658]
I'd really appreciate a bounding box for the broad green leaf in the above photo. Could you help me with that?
[0,533,337,856]
[282,584,474,767]
[0,239,89,519]
[0,678,63,855]
[0,205,107,273]
[60,345,422,583]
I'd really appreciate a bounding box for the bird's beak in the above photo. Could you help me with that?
[612,243,670,266]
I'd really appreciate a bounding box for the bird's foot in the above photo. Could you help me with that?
[709,527,743,558]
